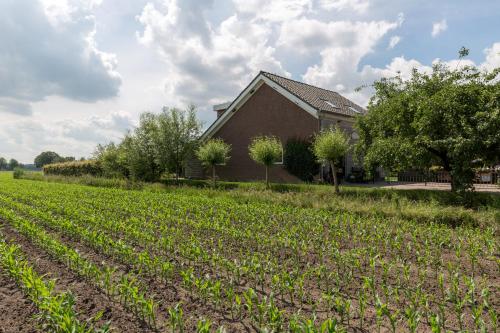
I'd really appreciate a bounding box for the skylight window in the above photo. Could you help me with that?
[320,98,339,108]
[348,106,361,113]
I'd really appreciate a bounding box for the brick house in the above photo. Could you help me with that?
[187,71,367,182]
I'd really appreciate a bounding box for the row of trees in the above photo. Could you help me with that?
[197,128,350,192]
[0,157,19,171]
[94,106,201,182]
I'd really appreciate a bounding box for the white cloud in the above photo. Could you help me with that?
[59,111,135,142]
[482,42,500,71]
[137,0,289,107]
[0,111,135,162]
[317,0,370,13]
[431,19,447,38]
[388,35,401,49]
[0,0,121,116]
[233,0,312,22]
[277,15,402,104]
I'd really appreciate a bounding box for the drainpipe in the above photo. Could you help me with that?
[318,115,323,182]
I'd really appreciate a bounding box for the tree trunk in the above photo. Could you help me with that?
[330,161,339,194]
[450,173,457,192]
[212,165,216,188]
[265,165,269,189]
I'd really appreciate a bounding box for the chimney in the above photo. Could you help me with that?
[213,102,231,118]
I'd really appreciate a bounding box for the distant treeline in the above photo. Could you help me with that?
[0,157,20,170]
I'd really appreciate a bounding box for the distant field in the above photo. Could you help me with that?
[0,172,498,332]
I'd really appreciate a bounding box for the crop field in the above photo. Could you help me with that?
[0,173,498,332]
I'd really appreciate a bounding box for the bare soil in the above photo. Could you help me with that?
[0,272,39,333]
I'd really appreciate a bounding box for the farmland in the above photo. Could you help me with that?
[0,173,498,332]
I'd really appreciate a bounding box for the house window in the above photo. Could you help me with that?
[274,145,284,165]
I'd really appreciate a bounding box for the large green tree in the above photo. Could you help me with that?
[93,105,201,182]
[356,49,500,193]
[8,159,19,170]
[34,151,62,168]
[155,105,202,180]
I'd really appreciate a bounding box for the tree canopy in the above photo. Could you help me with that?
[196,138,231,187]
[248,136,283,188]
[312,127,350,193]
[0,157,7,170]
[94,105,202,182]
[34,151,61,168]
[34,152,75,168]
[356,49,500,193]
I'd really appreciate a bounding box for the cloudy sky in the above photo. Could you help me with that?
[1,0,499,163]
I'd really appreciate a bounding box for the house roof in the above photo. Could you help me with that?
[201,71,366,140]
[261,71,366,117]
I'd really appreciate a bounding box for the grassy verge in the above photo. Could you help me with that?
[13,172,500,228]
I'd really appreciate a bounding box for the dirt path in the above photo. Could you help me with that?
[348,181,500,193]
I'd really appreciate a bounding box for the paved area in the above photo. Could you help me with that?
[348,181,500,193]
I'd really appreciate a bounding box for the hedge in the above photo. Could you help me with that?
[283,137,318,182]
[43,160,103,177]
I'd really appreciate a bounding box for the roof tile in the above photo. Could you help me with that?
[261,71,366,117]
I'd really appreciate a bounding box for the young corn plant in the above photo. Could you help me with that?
[168,303,185,333]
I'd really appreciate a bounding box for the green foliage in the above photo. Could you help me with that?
[34,152,75,168]
[196,139,231,187]
[248,136,282,187]
[356,52,500,193]
[0,238,104,333]
[0,171,497,331]
[93,106,201,182]
[13,167,25,179]
[283,137,318,182]
[196,139,231,167]
[43,160,103,177]
[93,142,129,178]
[34,151,61,168]
[249,136,282,166]
[313,127,350,165]
[313,127,350,192]
[155,105,202,179]
[8,158,19,170]
[0,157,7,170]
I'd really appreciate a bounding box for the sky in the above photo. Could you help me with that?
[1,0,499,163]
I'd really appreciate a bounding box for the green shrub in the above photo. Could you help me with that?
[12,167,25,179]
[283,137,318,182]
[43,160,103,177]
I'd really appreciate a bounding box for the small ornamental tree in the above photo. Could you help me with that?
[196,139,231,187]
[248,136,283,188]
[313,127,350,193]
